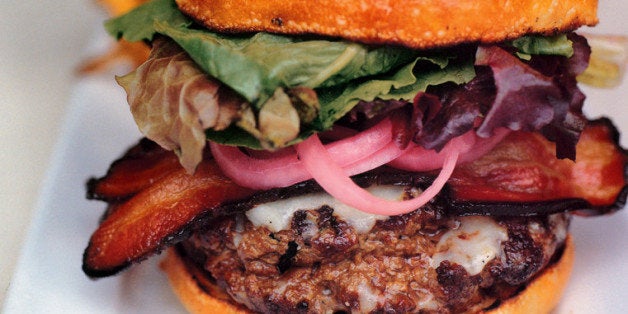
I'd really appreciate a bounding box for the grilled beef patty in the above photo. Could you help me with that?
[179,195,569,313]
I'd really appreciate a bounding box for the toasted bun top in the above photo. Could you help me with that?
[175,0,598,49]
[161,236,574,314]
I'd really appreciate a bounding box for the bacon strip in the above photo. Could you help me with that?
[86,139,182,202]
[83,148,255,277]
[83,119,626,277]
[449,119,626,206]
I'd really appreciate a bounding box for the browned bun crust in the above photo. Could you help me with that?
[161,236,574,314]
[160,248,251,314]
[175,0,598,49]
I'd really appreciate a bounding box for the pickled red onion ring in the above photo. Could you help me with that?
[210,119,395,189]
[388,128,510,171]
[345,141,405,175]
[210,144,304,189]
[211,115,509,211]
[296,134,466,215]
[210,139,406,190]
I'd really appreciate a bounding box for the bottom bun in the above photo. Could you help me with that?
[161,236,574,314]
[159,248,250,314]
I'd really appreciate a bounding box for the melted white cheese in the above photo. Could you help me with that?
[232,215,245,247]
[245,186,411,233]
[431,216,508,276]
[357,282,383,312]
[412,287,439,312]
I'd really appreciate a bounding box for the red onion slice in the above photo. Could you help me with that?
[210,116,509,211]
[210,143,305,189]
[210,119,395,189]
[344,142,405,175]
[389,128,510,171]
[295,134,469,216]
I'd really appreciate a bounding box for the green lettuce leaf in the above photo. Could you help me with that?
[106,0,574,152]
[201,56,476,148]
[155,25,418,105]
[511,34,574,59]
[104,0,191,42]
[315,56,475,129]
[106,0,417,105]
[116,39,247,172]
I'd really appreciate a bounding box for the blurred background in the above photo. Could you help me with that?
[0,0,104,305]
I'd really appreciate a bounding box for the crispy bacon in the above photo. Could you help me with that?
[83,119,626,277]
[83,146,255,277]
[86,139,181,202]
[449,118,626,206]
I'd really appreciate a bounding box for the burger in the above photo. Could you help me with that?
[82,0,627,313]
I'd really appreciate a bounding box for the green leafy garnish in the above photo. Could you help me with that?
[105,0,191,42]
[107,0,578,162]
[511,34,574,59]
